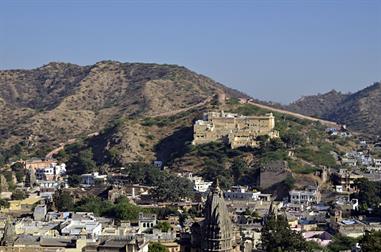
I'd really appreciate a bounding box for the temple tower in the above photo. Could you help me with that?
[201,179,233,252]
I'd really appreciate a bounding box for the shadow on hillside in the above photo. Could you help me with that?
[262,181,290,201]
[154,126,194,164]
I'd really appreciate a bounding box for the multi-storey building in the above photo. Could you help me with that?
[289,186,321,205]
[192,111,279,149]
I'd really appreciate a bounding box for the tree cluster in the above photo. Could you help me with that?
[261,213,312,252]
[122,163,194,202]
[353,178,381,215]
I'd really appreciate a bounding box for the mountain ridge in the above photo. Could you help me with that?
[286,81,381,135]
[0,60,249,160]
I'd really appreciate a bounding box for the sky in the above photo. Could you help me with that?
[0,0,380,104]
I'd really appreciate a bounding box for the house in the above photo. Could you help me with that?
[303,231,333,247]
[224,186,262,201]
[138,213,157,233]
[61,219,102,239]
[84,236,149,252]
[341,157,357,167]
[333,169,364,192]
[4,196,41,212]
[80,172,107,187]
[183,173,212,193]
[374,158,381,168]
[35,162,66,181]
[23,158,57,170]
[289,186,321,205]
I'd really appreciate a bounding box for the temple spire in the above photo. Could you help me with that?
[211,177,221,193]
[202,176,233,252]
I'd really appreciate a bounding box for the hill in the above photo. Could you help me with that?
[0,61,247,160]
[286,82,381,135]
[0,61,362,196]
[287,90,349,118]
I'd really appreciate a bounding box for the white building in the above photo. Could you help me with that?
[61,219,102,239]
[183,173,213,193]
[80,172,107,187]
[374,159,381,168]
[289,186,321,205]
[35,162,66,181]
[138,213,157,233]
[224,186,262,201]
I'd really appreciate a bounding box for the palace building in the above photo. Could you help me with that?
[192,111,279,149]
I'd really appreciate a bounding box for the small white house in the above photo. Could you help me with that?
[80,172,107,187]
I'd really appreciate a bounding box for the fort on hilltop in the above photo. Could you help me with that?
[192,111,279,149]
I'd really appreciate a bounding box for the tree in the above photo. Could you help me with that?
[231,158,248,184]
[11,190,26,200]
[67,174,81,187]
[78,149,97,174]
[359,230,381,252]
[11,162,26,183]
[148,242,168,252]
[261,213,310,252]
[152,174,194,202]
[111,197,142,220]
[281,130,304,148]
[55,191,74,211]
[25,169,36,187]
[75,196,113,217]
[155,222,172,232]
[353,178,381,214]
[326,234,358,252]
[66,147,97,175]
[0,199,9,209]
[3,171,15,191]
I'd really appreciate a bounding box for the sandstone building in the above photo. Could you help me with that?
[190,179,239,252]
[192,111,279,149]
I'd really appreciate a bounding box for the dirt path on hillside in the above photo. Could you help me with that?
[151,96,212,118]
[45,132,99,159]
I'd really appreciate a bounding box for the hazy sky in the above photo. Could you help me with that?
[1,0,380,103]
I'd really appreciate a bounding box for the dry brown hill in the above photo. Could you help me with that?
[286,82,381,135]
[0,61,247,157]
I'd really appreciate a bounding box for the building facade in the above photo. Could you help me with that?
[192,111,279,149]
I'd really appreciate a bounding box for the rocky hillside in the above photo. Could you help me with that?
[0,61,247,158]
[287,90,349,117]
[286,82,381,135]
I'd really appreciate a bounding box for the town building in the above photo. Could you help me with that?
[289,186,321,205]
[23,159,57,170]
[224,186,270,202]
[35,162,66,181]
[80,172,107,187]
[61,218,102,240]
[192,111,279,149]
[333,169,364,192]
[138,213,157,233]
[182,173,213,193]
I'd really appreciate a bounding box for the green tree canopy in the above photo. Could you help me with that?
[261,213,310,252]
[359,230,381,252]
[155,222,172,232]
[55,191,75,211]
[11,189,26,200]
[148,242,168,252]
[326,234,358,252]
